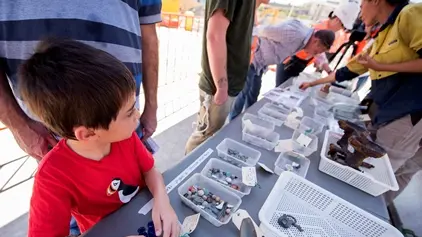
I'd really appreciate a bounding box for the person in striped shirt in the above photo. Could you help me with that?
[0,0,162,235]
[0,0,161,160]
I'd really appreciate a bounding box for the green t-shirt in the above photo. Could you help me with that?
[198,0,255,97]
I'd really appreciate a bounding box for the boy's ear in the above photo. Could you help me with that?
[74,126,97,141]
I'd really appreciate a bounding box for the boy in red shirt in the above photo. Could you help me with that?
[18,39,180,237]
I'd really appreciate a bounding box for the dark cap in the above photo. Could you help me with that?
[314,29,336,49]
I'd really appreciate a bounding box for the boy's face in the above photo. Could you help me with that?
[94,94,140,143]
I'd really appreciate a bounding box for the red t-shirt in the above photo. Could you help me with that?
[28,133,154,237]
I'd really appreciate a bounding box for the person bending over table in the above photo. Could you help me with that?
[300,0,422,205]
[228,20,335,120]
[275,0,361,87]
[21,39,179,237]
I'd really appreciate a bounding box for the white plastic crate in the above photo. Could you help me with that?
[216,138,261,167]
[201,158,252,197]
[242,113,275,134]
[258,105,288,127]
[259,172,403,237]
[242,127,280,151]
[178,174,242,227]
[319,130,399,196]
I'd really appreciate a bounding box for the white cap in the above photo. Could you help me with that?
[333,0,360,30]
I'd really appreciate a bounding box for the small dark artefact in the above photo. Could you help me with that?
[337,120,368,149]
[137,221,156,237]
[328,120,386,171]
[277,214,303,232]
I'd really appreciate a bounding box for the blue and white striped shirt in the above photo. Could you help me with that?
[252,19,313,73]
[0,0,162,121]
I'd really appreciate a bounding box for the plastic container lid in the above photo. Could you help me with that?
[263,103,291,115]
[299,116,324,135]
[258,106,288,127]
[216,138,261,167]
[242,113,275,134]
[201,158,252,197]
[327,91,359,105]
[242,127,280,151]
[313,106,333,125]
[291,129,318,157]
[178,174,242,227]
[274,151,310,177]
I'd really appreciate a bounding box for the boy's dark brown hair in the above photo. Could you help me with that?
[18,38,136,139]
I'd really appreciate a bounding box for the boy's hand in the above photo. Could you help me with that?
[152,195,180,237]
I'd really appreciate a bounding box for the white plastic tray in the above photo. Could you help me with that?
[178,174,242,227]
[319,130,399,196]
[216,138,261,167]
[201,158,252,197]
[242,126,280,151]
[259,172,403,237]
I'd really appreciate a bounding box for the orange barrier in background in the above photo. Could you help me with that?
[160,12,200,31]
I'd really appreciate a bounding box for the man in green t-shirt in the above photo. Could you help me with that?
[185,0,255,154]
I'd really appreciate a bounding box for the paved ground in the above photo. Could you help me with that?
[1,26,421,236]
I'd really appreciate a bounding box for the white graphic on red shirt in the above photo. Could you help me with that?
[106,178,139,203]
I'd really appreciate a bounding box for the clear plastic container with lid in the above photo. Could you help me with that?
[241,113,275,134]
[242,126,280,151]
[201,158,252,197]
[291,129,318,156]
[298,116,324,135]
[216,138,261,167]
[313,106,333,125]
[257,105,288,127]
[274,151,310,177]
[178,174,242,227]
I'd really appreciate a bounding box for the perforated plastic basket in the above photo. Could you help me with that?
[259,172,403,237]
[319,130,399,196]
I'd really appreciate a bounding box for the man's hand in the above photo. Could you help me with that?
[214,89,228,105]
[9,119,57,160]
[140,24,159,140]
[140,106,157,140]
[299,82,313,90]
[357,53,382,70]
[151,195,180,237]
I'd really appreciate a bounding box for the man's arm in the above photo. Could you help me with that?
[206,9,230,105]
[140,24,159,138]
[0,69,56,160]
[137,0,162,139]
[0,69,28,129]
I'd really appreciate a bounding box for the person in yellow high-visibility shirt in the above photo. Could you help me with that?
[275,0,361,87]
[300,0,422,205]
